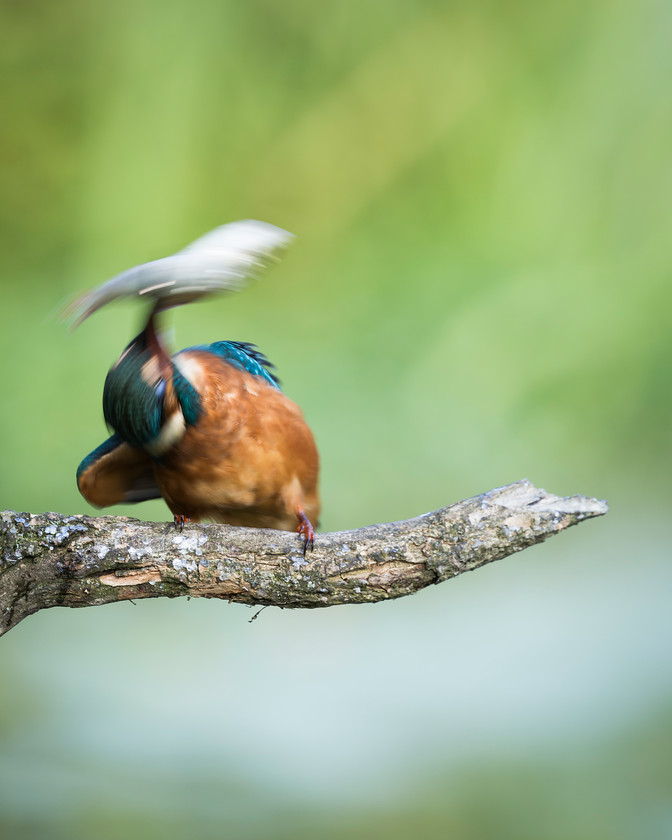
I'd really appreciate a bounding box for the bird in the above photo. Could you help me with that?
[71,221,319,551]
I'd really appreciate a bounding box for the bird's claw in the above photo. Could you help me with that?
[173,514,190,532]
[297,513,315,555]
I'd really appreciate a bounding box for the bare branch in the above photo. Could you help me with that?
[0,480,607,637]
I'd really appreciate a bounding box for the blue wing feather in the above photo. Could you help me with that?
[188,341,281,389]
[77,434,124,482]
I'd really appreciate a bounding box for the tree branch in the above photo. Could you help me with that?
[0,479,607,637]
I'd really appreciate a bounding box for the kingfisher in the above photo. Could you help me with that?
[70,221,320,550]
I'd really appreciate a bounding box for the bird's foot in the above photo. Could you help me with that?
[173,514,190,532]
[296,512,315,555]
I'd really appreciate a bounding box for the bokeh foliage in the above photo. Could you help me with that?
[1,0,671,838]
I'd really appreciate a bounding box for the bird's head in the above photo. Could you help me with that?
[102,312,172,451]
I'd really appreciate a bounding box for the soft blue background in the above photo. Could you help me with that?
[1,1,671,837]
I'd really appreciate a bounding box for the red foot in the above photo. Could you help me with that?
[296,511,315,555]
[173,514,191,532]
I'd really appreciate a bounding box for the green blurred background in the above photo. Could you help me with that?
[1,0,671,837]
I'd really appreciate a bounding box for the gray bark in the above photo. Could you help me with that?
[0,479,607,637]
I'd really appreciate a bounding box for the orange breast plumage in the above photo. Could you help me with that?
[155,350,320,532]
